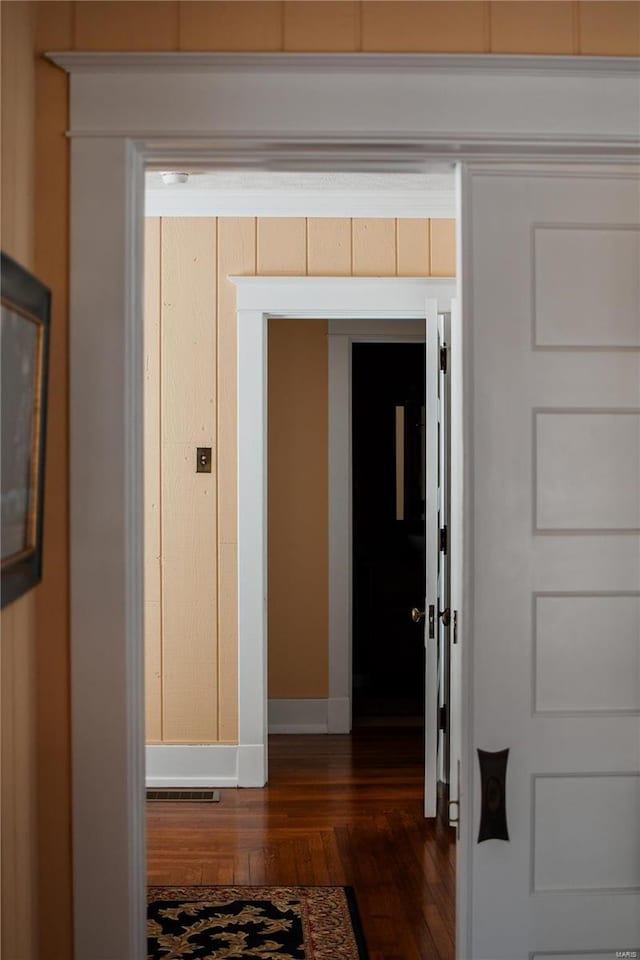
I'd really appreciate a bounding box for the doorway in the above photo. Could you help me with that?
[59,49,637,960]
[352,341,426,725]
[232,278,455,792]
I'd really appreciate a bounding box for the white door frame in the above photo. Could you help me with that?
[328,317,431,734]
[49,50,639,960]
[231,278,455,771]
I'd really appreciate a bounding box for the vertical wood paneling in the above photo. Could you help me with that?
[1,596,38,960]
[216,218,256,741]
[73,1,179,50]
[307,218,352,276]
[578,2,640,56]
[284,2,360,52]
[352,218,397,276]
[33,7,74,954]
[362,1,488,52]
[160,219,218,742]
[490,2,576,54]
[217,540,238,741]
[1,5,38,959]
[429,219,456,277]
[144,218,162,741]
[257,218,307,275]
[160,219,217,444]
[179,1,284,51]
[268,319,329,699]
[1,2,35,266]
[397,219,430,277]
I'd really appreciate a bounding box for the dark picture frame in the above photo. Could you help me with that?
[1,252,51,608]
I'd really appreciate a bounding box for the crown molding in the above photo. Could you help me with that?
[47,51,640,77]
[45,51,640,162]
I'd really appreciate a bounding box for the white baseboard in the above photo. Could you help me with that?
[327,697,351,734]
[238,743,267,787]
[145,744,239,788]
[146,701,351,787]
[268,698,351,734]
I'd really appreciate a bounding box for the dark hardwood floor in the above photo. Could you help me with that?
[146,727,455,960]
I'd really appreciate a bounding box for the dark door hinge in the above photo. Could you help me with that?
[439,704,447,733]
[440,525,448,554]
[439,344,448,374]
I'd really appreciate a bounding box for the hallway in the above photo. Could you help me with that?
[147,728,455,960]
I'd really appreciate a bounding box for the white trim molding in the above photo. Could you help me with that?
[145,745,239,788]
[231,276,456,317]
[145,186,456,219]
[51,52,639,162]
[145,171,456,219]
[53,49,640,960]
[232,276,456,772]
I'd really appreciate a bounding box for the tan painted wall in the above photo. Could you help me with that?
[268,318,329,700]
[143,216,456,740]
[12,1,637,954]
[1,5,39,959]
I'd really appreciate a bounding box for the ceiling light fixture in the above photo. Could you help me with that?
[160,171,189,185]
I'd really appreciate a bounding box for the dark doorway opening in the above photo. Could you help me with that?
[352,342,426,726]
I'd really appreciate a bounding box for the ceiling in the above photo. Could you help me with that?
[144,168,456,219]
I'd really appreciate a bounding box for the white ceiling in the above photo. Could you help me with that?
[145,168,456,219]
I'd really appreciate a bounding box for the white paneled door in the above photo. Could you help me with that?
[460,165,640,959]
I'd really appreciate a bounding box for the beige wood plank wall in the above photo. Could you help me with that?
[144,217,455,743]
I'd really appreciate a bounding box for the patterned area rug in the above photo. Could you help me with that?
[148,885,369,959]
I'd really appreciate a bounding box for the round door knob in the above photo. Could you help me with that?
[411,607,425,624]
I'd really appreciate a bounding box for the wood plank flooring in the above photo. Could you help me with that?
[146,727,455,960]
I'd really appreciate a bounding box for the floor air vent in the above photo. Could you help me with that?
[146,789,221,803]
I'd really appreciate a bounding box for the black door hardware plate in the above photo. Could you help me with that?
[477,748,510,842]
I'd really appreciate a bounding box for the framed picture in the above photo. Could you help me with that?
[1,252,51,608]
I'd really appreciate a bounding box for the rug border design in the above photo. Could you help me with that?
[147,884,369,960]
